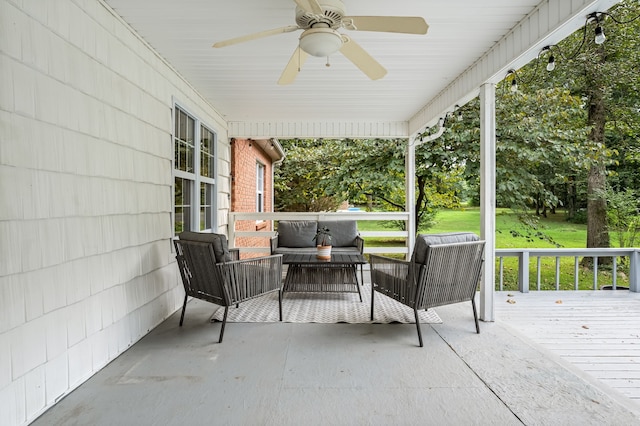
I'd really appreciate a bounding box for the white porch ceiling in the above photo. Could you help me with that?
[103,0,619,138]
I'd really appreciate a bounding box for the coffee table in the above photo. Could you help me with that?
[281,253,367,302]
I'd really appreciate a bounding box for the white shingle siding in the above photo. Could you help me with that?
[0,0,230,423]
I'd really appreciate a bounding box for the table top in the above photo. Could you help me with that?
[282,253,367,265]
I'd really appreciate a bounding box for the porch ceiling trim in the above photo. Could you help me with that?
[408,0,621,136]
[228,121,409,140]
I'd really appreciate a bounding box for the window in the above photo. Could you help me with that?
[256,162,265,213]
[173,105,216,235]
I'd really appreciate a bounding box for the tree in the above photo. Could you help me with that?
[494,88,591,216]
[274,139,343,212]
[606,187,640,249]
[513,0,640,249]
[275,137,464,233]
[445,89,593,242]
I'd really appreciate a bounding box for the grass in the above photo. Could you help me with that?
[359,208,632,291]
[427,207,588,248]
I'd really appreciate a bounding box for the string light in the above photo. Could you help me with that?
[502,8,640,91]
[594,24,606,44]
[416,103,471,143]
[546,54,555,71]
[506,69,518,92]
[455,104,463,122]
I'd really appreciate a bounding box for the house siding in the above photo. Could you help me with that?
[231,139,273,258]
[0,0,230,424]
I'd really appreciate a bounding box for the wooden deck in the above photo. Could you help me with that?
[495,290,640,404]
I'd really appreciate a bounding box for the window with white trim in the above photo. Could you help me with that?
[256,162,265,213]
[173,105,216,235]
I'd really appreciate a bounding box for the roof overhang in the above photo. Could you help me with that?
[103,0,621,139]
[251,138,287,162]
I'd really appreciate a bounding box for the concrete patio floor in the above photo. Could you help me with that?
[32,296,640,425]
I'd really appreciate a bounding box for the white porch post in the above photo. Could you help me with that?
[406,138,416,259]
[479,83,496,322]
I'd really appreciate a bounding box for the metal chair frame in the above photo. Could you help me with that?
[174,239,283,343]
[370,239,485,347]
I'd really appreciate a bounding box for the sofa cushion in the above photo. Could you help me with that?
[318,220,358,247]
[411,232,479,265]
[277,221,318,248]
[330,246,361,253]
[272,246,318,255]
[178,231,232,263]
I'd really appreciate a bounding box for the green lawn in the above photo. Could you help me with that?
[359,208,632,291]
[359,207,588,249]
[427,207,587,248]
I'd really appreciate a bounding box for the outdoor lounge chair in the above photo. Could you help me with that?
[174,232,283,343]
[370,232,485,347]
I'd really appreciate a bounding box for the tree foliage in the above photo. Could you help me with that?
[511,0,640,248]
[605,187,640,248]
[275,137,464,231]
[273,139,343,212]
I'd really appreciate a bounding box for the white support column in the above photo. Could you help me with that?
[630,249,639,293]
[406,138,416,259]
[479,83,496,322]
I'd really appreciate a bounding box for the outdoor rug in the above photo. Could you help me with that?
[210,283,442,324]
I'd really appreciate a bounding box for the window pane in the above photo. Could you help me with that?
[200,126,215,179]
[174,108,195,173]
[200,182,213,231]
[257,193,264,213]
[175,177,192,235]
[256,163,265,212]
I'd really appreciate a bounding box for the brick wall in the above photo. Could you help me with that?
[231,139,273,257]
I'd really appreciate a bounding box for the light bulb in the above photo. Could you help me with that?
[546,55,555,72]
[594,25,606,44]
[510,79,518,92]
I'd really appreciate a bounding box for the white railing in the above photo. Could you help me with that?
[228,211,411,256]
[496,248,640,293]
[228,213,640,293]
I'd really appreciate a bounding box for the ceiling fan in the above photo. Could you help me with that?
[212,0,428,85]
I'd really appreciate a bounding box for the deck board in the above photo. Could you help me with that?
[496,290,640,403]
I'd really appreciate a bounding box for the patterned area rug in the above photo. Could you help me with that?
[210,284,442,324]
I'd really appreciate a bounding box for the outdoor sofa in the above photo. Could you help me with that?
[270,220,364,255]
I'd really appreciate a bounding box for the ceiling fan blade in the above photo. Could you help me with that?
[293,0,323,15]
[339,38,387,81]
[213,25,300,48]
[343,16,429,35]
[278,47,309,85]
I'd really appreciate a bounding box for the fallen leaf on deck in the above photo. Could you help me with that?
[555,300,563,304]
[506,299,516,304]
[507,293,514,297]
[582,325,590,329]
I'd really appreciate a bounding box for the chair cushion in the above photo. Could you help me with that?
[277,221,318,248]
[178,231,232,263]
[411,232,479,264]
[318,220,358,247]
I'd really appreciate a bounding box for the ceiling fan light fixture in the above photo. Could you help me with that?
[299,28,343,57]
